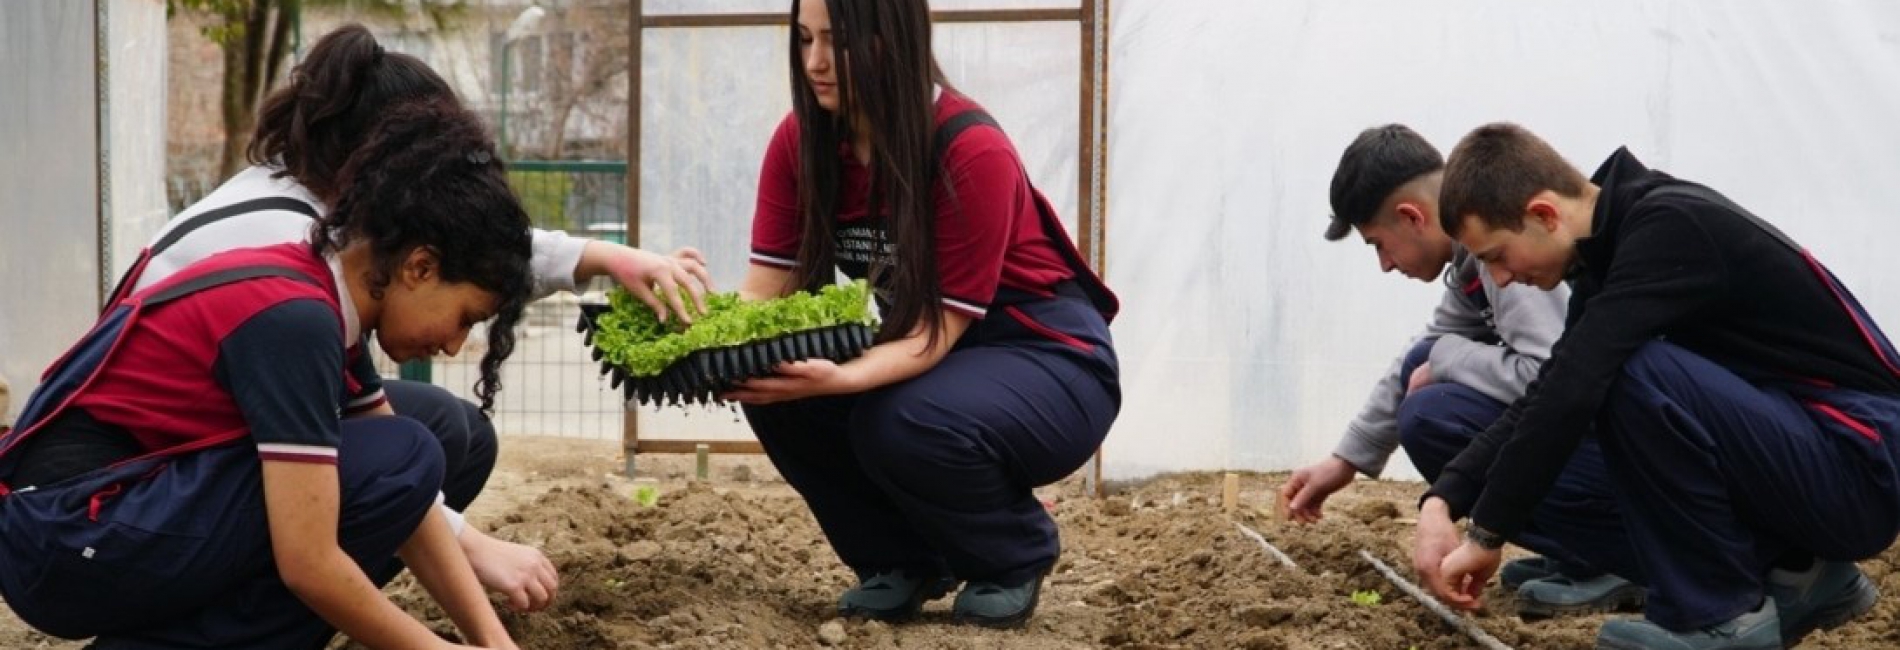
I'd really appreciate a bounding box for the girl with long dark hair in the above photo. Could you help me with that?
[0,98,531,648]
[728,0,1122,628]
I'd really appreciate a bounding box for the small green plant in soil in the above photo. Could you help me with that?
[1349,590,1383,607]
[590,280,876,377]
[632,485,661,508]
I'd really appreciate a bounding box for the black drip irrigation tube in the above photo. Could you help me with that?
[577,304,878,407]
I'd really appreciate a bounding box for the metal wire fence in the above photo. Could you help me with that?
[372,160,631,440]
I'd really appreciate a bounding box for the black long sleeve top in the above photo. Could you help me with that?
[1426,147,1900,537]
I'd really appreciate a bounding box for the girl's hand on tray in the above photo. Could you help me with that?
[723,360,860,404]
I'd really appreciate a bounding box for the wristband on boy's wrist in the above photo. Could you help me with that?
[1464,523,1506,550]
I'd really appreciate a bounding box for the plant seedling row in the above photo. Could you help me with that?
[578,303,876,407]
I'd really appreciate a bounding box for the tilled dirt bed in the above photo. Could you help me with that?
[2,435,1896,648]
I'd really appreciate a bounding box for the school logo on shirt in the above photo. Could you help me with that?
[833,217,902,307]
[835,217,898,280]
[837,220,895,265]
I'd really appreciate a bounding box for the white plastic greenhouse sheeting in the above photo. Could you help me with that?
[634,17,1083,442]
[1104,0,1900,479]
[0,0,167,426]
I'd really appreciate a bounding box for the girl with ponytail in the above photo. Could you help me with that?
[132,23,707,612]
[0,97,530,649]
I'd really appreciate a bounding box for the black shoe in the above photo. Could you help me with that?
[837,569,958,622]
[952,574,1045,628]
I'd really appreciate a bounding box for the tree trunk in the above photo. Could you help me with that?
[546,97,576,159]
[216,0,295,179]
[218,30,252,179]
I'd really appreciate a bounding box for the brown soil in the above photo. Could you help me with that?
[3,435,1898,649]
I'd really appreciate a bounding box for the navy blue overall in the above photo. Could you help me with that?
[744,111,1121,587]
[1591,187,1900,629]
[1396,298,1642,584]
[101,196,495,592]
[0,264,444,649]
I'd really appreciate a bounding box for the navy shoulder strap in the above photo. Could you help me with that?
[932,111,1002,164]
[104,196,321,309]
[930,110,1120,322]
[151,196,320,257]
[143,265,323,307]
[1,264,323,471]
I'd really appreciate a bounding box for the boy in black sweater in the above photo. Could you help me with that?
[1415,122,1899,649]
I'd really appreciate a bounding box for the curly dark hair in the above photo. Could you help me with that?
[311,98,532,414]
[248,23,458,204]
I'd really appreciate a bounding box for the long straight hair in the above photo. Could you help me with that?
[787,0,955,348]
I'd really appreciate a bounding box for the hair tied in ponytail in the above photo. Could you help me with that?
[467,149,494,165]
[371,43,386,64]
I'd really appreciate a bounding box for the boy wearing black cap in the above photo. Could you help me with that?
[1283,124,1643,618]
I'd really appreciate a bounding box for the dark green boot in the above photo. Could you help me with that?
[951,574,1045,628]
[1500,556,1563,590]
[1769,560,1879,646]
[1596,599,1780,650]
[1517,573,1646,619]
[837,569,958,622]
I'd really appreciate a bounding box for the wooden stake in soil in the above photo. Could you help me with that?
[1221,472,1239,513]
[1356,549,1515,650]
[1232,521,1298,570]
[694,443,709,481]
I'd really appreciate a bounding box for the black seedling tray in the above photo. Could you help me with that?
[577,304,876,407]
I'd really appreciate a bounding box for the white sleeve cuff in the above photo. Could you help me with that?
[436,492,467,538]
[529,228,588,299]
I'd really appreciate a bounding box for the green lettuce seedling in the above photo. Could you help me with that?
[632,485,660,508]
[590,280,877,377]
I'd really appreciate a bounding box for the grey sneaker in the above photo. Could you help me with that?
[951,574,1046,628]
[1500,556,1563,590]
[838,569,959,622]
[1518,573,1646,619]
[1596,598,1781,650]
[1768,560,1879,646]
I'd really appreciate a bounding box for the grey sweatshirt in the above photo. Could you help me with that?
[1332,247,1569,477]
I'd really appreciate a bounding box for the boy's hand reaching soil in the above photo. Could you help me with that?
[1437,539,1500,611]
[1413,497,1464,605]
[1279,455,1358,523]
